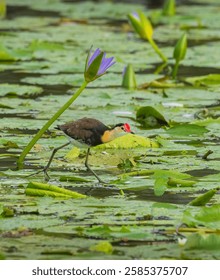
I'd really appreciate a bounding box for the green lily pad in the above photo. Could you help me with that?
[182,204,220,229]
[0,44,16,61]
[189,189,217,206]
[0,84,43,97]
[136,106,168,128]
[95,134,159,149]
[185,74,220,87]
[153,169,194,196]
[89,241,113,255]
[184,233,220,250]
[166,124,209,137]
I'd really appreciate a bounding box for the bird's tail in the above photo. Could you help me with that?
[55,125,61,130]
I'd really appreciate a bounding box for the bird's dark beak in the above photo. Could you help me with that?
[130,131,135,134]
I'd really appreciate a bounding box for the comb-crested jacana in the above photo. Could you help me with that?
[43,117,133,182]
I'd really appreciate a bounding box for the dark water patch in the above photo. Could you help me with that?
[170,65,220,78]
[186,168,220,177]
[0,113,37,119]
[67,184,193,204]
[132,188,192,204]
[179,0,220,6]
[6,5,61,19]
[0,70,74,97]
[137,63,220,77]
[112,238,176,248]
[148,38,220,49]
[187,38,220,48]
[0,70,43,84]
[136,63,220,78]
[2,127,39,135]
[0,155,18,171]
[43,84,74,96]
[173,139,205,147]
[71,185,123,198]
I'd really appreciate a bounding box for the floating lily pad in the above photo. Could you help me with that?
[189,189,217,206]
[183,233,220,251]
[0,44,16,61]
[0,83,43,97]
[95,134,159,149]
[89,241,113,255]
[182,204,220,229]
[185,74,220,87]
[136,106,168,128]
[166,124,209,137]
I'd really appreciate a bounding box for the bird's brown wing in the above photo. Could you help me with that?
[57,118,109,146]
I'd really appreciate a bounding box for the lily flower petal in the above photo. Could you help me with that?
[98,56,115,75]
[87,48,101,68]
[84,47,115,82]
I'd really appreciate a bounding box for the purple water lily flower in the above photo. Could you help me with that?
[84,48,115,82]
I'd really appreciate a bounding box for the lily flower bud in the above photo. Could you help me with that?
[128,11,153,41]
[122,64,137,89]
[173,33,187,62]
[84,47,115,82]
[172,33,187,79]
[163,0,176,16]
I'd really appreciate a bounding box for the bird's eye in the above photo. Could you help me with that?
[121,126,125,131]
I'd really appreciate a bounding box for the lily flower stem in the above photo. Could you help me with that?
[154,62,167,74]
[172,59,180,79]
[148,38,167,63]
[17,80,88,169]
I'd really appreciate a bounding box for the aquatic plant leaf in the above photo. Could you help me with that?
[136,106,168,128]
[89,241,113,254]
[163,0,176,16]
[122,64,137,89]
[0,0,6,18]
[182,204,220,229]
[153,170,194,196]
[29,40,66,51]
[154,177,168,196]
[184,233,220,250]
[128,11,153,41]
[189,189,217,206]
[166,124,208,137]
[0,44,15,61]
[95,134,159,149]
[167,177,196,188]
[59,175,90,183]
[173,33,187,62]
[0,84,43,97]
[184,74,220,87]
[26,181,87,199]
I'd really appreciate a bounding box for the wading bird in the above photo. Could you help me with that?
[43,117,133,183]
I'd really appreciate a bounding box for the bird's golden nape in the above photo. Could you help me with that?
[101,123,132,143]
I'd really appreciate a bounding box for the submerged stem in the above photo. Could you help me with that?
[17,80,88,169]
[148,38,167,63]
[172,59,180,79]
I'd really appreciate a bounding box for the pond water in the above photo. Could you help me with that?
[0,0,220,260]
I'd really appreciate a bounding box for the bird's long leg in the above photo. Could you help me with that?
[85,147,106,183]
[43,141,71,181]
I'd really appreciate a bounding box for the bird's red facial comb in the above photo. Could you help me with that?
[124,123,132,133]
